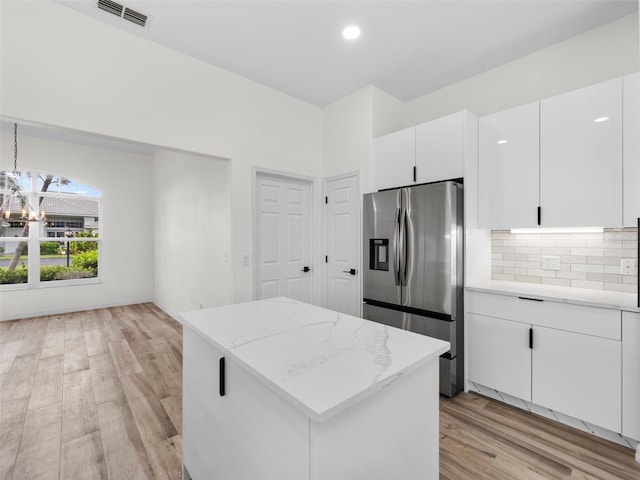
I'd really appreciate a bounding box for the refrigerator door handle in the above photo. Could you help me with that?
[398,205,407,287]
[393,207,402,286]
[401,209,410,286]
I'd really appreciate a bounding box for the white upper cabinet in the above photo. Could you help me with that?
[415,111,465,184]
[373,111,475,191]
[479,102,540,229]
[373,127,415,191]
[623,73,640,227]
[540,78,623,227]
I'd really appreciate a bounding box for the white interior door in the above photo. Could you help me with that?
[325,174,360,317]
[255,173,312,303]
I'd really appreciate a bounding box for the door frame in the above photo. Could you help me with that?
[252,167,316,302]
[323,171,361,315]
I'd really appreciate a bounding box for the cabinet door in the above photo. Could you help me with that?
[415,111,464,183]
[540,78,623,227]
[183,327,309,480]
[623,312,640,440]
[532,326,621,432]
[623,73,640,227]
[479,102,540,229]
[373,127,415,191]
[467,313,532,401]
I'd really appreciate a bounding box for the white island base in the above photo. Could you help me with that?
[181,298,448,480]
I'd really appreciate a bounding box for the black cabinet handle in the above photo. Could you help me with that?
[342,268,357,275]
[529,328,533,349]
[301,266,310,273]
[219,357,226,397]
[537,206,541,225]
[518,296,543,302]
[413,166,417,182]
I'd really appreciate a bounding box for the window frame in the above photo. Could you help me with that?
[0,171,102,291]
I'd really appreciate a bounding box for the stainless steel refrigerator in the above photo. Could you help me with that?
[363,180,464,396]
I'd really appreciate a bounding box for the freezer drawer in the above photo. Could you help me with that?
[406,313,456,357]
[363,303,461,396]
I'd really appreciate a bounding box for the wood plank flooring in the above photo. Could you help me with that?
[1,304,639,479]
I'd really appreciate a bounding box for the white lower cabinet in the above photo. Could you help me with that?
[467,313,531,401]
[183,327,309,480]
[623,311,640,440]
[532,327,621,432]
[184,324,442,480]
[467,292,623,433]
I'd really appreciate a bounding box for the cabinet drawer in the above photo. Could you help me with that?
[467,291,621,340]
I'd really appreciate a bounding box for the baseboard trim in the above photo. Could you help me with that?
[152,302,183,324]
[0,298,154,322]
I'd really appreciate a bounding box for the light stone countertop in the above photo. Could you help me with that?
[467,280,638,313]
[179,297,450,423]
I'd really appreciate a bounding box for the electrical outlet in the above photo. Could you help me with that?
[621,258,637,275]
[542,255,561,270]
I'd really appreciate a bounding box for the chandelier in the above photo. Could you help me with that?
[0,123,46,222]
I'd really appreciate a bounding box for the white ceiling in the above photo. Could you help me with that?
[56,0,638,106]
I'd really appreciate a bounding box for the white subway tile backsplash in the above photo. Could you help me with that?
[491,228,637,291]
[556,240,587,248]
[527,269,556,278]
[605,283,636,293]
[541,278,571,287]
[560,256,587,264]
[571,264,604,273]
[493,260,515,268]
[587,256,622,266]
[515,261,542,269]
[586,273,622,283]
[493,273,516,281]
[570,248,604,257]
[503,253,530,261]
[515,275,542,284]
[504,267,529,275]
[515,247,541,254]
[556,271,588,281]
[604,248,636,257]
[493,246,516,254]
[540,247,572,255]
[586,240,623,248]
[571,280,604,290]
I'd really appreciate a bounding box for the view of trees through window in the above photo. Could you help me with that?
[0,171,101,287]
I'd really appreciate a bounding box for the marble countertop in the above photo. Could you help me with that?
[467,280,639,313]
[179,297,450,423]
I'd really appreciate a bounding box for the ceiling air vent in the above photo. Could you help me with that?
[97,0,124,18]
[97,1,149,28]
[123,8,147,27]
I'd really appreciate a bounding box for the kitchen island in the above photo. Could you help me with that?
[180,297,450,480]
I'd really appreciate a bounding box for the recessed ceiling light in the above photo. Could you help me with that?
[594,116,610,123]
[342,25,361,40]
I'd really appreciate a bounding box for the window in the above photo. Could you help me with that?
[0,171,102,288]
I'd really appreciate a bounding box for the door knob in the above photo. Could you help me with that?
[343,268,357,275]
[301,266,311,273]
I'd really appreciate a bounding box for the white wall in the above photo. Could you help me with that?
[399,12,639,129]
[0,132,154,320]
[153,150,232,315]
[0,0,323,305]
[323,87,373,190]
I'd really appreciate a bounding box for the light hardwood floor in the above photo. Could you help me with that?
[1,304,639,479]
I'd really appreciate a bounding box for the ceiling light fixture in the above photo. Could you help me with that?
[342,25,361,40]
[0,124,46,222]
